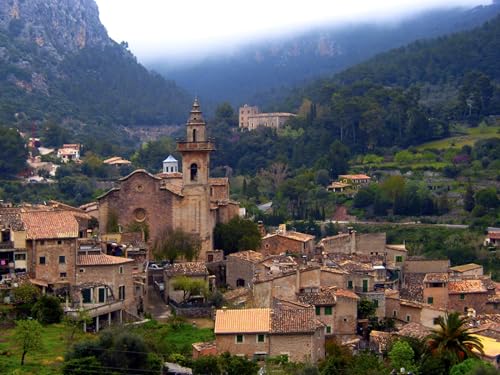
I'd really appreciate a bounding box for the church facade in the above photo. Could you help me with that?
[97,100,239,261]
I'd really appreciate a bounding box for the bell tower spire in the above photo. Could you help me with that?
[177,99,215,186]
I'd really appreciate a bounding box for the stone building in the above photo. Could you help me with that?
[226,250,264,289]
[97,100,240,261]
[214,306,325,363]
[238,104,296,131]
[298,286,359,340]
[260,227,315,257]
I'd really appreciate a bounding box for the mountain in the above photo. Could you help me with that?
[206,15,500,176]
[0,0,190,126]
[151,2,500,109]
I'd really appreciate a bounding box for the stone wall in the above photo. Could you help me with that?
[75,261,136,314]
[448,292,490,314]
[260,235,310,257]
[404,259,450,274]
[170,303,213,318]
[332,296,358,337]
[216,333,269,357]
[356,233,386,255]
[269,331,325,363]
[226,257,256,289]
[30,238,76,284]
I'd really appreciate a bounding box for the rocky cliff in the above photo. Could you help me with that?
[0,0,189,126]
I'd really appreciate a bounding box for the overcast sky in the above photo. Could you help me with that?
[94,0,491,62]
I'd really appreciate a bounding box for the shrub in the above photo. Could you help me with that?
[31,295,63,324]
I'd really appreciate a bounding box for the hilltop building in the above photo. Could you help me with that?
[96,100,240,261]
[239,104,296,131]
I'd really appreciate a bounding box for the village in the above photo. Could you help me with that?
[0,101,499,374]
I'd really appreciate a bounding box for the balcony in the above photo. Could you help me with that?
[65,300,125,318]
[0,241,14,250]
[176,140,215,152]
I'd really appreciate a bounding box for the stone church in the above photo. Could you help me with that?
[97,100,239,261]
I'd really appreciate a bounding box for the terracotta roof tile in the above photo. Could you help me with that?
[165,262,208,277]
[334,288,360,300]
[298,288,336,306]
[215,308,270,334]
[20,211,79,239]
[448,279,488,294]
[271,305,319,334]
[228,250,264,263]
[424,272,449,283]
[77,253,134,266]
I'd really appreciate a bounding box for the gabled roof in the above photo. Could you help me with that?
[448,279,487,294]
[271,306,321,334]
[119,169,162,182]
[77,253,134,266]
[215,308,271,334]
[20,211,79,239]
[263,230,315,243]
[338,174,371,180]
[228,250,264,263]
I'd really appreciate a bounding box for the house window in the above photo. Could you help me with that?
[326,326,332,334]
[393,310,397,317]
[40,240,45,246]
[406,315,411,322]
[192,129,197,142]
[57,240,62,245]
[395,255,403,263]
[98,287,106,303]
[362,279,368,292]
[79,268,85,273]
[460,294,465,300]
[236,335,244,343]
[347,280,353,289]
[60,272,67,278]
[14,254,26,261]
[257,334,265,343]
[59,255,65,264]
[207,254,214,262]
[427,297,434,304]
[236,279,245,288]
[324,306,333,315]
[39,256,46,265]
[190,163,198,181]
[82,288,92,303]
[119,285,125,300]
[119,266,124,274]
[315,306,321,316]
[433,317,440,325]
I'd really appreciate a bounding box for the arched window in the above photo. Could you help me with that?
[192,129,197,142]
[190,163,198,181]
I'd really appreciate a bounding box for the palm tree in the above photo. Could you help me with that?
[426,312,484,364]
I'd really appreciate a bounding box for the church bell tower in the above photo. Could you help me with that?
[177,98,215,186]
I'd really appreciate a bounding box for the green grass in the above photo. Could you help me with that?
[416,125,500,150]
[131,320,215,358]
[0,323,92,375]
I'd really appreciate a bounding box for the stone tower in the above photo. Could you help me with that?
[176,99,215,258]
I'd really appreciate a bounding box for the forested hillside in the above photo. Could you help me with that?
[0,0,190,126]
[155,2,500,108]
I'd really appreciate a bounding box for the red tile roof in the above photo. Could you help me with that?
[77,253,134,266]
[271,306,321,334]
[215,308,271,334]
[448,279,487,294]
[20,211,79,239]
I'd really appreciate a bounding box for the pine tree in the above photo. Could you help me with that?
[464,184,475,212]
